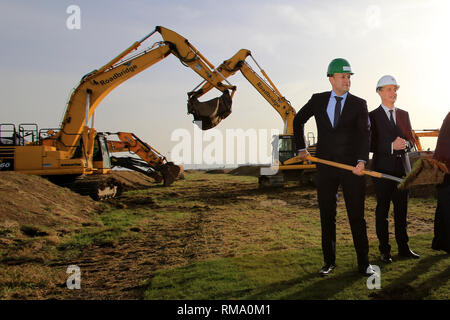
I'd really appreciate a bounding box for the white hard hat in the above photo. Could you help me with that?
[376,75,399,91]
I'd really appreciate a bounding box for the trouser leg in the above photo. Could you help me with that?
[317,166,339,265]
[433,177,450,251]
[341,171,369,267]
[432,198,444,249]
[393,187,410,252]
[374,178,394,254]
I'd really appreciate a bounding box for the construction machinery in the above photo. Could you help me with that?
[106,132,182,186]
[187,49,316,187]
[412,129,440,151]
[0,26,234,199]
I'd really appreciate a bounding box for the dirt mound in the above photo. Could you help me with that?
[109,170,156,191]
[205,169,233,174]
[109,170,187,191]
[228,165,268,177]
[0,172,101,229]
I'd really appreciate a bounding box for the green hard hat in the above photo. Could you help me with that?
[327,58,354,77]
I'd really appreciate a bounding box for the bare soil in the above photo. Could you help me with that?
[107,170,157,191]
[0,170,159,230]
[0,172,101,229]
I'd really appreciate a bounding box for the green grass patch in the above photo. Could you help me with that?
[99,209,144,227]
[58,226,124,252]
[57,208,146,254]
[56,203,194,256]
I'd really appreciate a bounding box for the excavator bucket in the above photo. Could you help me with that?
[160,162,182,186]
[187,90,232,130]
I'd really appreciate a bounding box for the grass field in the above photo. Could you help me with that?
[0,171,448,300]
[143,233,450,300]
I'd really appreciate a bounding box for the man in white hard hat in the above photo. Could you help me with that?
[369,75,419,263]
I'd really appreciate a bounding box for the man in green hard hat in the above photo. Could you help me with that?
[293,58,376,277]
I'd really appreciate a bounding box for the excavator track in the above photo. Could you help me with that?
[70,176,122,200]
[49,175,122,200]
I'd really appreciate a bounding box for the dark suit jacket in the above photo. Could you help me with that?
[369,106,415,173]
[293,91,370,166]
[434,112,450,171]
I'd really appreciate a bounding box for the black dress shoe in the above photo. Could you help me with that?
[380,253,393,263]
[318,264,336,276]
[431,243,450,254]
[359,264,378,276]
[398,249,420,259]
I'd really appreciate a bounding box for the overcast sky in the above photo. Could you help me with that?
[1,0,448,163]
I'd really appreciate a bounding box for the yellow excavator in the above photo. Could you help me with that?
[106,132,183,186]
[0,26,234,199]
[187,49,317,187]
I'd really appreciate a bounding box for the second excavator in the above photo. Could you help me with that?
[187,49,317,187]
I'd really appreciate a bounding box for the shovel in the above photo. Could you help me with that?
[284,155,402,183]
[285,155,448,188]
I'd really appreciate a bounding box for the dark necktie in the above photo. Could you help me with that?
[334,96,343,127]
[389,109,396,128]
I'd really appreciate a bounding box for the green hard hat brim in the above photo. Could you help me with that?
[327,71,354,77]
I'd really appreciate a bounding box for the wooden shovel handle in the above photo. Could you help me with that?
[305,155,383,179]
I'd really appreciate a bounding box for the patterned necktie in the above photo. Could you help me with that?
[334,96,343,127]
[389,109,396,128]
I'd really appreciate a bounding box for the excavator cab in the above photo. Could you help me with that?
[92,133,113,171]
[277,134,296,164]
[275,132,317,165]
[0,124,19,146]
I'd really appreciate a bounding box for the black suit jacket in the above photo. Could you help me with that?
[434,112,450,171]
[369,105,415,173]
[294,91,370,166]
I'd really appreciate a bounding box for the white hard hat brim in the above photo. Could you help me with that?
[376,84,400,91]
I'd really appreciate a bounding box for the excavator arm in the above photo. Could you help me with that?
[186,49,318,188]
[1,26,238,198]
[187,49,296,135]
[48,26,235,161]
[106,132,182,186]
